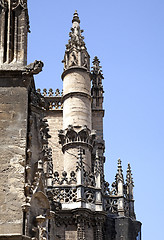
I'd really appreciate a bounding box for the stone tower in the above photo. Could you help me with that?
[0,2,141,240]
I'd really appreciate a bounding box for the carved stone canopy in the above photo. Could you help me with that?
[62,11,90,71]
[58,125,96,152]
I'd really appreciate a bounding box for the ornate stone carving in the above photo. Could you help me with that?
[52,171,77,185]
[116,159,124,183]
[83,171,95,187]
[94,150,103,176]
[11,0,27,10]
[102,160,137,219]
[84,189,95,204]
[0,0,7,10]
[24,60,44,75]
[37,88,63,110]
[62,11,90,71]
[51,187,77,203]
[35,215,47,240]
[76,147,85,172]
[91,56,104,107]
[58,125,96,151]
[104,198,118,214]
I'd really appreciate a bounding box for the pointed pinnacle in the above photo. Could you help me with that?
[93,56,100,64]
[116,158,124,181]
[126,163,134,185]
[72,10,80,23]
[117,159,123,172]
[91,56,103,76]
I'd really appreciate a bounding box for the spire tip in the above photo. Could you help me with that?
[72,10,80,23]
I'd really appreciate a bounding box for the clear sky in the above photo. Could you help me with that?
[28,1,164,239]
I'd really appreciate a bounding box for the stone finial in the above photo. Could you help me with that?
[55,88,60,96]
[72,10,80,23]
[43,88,47,96]
[126,163,134,186]
[62,11,90,71]
[37,88,41,95]
[116,159,124,183]
[92,56,103,76]
[126,163,134,201]
[91,56,104,107]
[48,88,54,96]
[115,159,125,216]
[126,163,136,219]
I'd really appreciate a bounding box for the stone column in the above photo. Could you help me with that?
[0,8,6,64]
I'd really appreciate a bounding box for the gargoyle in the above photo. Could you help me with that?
[23,60,44,75]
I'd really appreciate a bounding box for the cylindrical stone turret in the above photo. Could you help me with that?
[62,68,91,129]
[60,11,93,174]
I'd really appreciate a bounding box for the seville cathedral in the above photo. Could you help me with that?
[0,1,141,239]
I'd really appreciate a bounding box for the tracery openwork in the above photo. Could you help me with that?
[11,0,27,10]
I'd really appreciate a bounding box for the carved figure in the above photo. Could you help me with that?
[24,60,44,75]
[70,51,78,66]
[82,53,88,68]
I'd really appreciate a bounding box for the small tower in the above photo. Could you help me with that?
[0,0,30,68]
[60,10,94,174]
[126,163,136,219]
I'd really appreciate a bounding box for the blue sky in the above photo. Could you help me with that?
[28,1,164,239]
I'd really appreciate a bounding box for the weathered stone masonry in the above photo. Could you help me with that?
[0,2,141,240]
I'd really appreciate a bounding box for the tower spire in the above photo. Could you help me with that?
[62,10,90,71]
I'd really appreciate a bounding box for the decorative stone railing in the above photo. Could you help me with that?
[36,88,63,110]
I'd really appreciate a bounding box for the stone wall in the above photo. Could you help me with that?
[0,85,28,234]
[46,110,64,175]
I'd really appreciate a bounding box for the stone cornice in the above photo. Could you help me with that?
[61,66,91,80]
[62,91,91,102]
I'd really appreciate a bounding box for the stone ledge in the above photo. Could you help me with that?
[0,235,31,240]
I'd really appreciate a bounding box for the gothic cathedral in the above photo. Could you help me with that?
[0,1,141,240]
